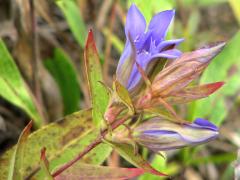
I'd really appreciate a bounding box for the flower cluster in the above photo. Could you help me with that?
[105,4,224,153]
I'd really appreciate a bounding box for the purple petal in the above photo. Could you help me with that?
[157,39,184,52]
[116,42,131,75]
[125,4,146,40]
[116,38,138,87]
[143,130,176,135]
[134,118,219,151]
[127,52,151,90]
[135,31,151,51]
[151,49,182,59]
[127,49,181,90]
[193,118,218,131]
[148,10,175,44]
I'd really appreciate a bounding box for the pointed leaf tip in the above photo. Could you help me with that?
[85,29,95,49]
[209,42,226,54]
[8,120,33,180]
[199,42,226,63]
[206,81,225,94]
[22,120,33,137]
[40,147,47,161]
[40,147,53,179]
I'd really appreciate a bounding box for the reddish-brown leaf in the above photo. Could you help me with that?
[55,163,144,180]
[166,82,224,104]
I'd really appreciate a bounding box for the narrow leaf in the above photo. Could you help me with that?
[105,140,167,177]
[140,155,180,180]
[0,39,42,127]
[228,0,240,25]
[40,148,53,180]
[44,48,81,115]
[8,121,32,180]
[56,0,87,47]
[166,82,224,104]
[84,30,109,126]
[55,163,144,180]
[113,80,134,114]
[102,27,124,53]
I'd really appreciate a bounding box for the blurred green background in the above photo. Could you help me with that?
[0,0,239,179]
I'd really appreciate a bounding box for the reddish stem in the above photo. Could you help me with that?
[51,116,130,177]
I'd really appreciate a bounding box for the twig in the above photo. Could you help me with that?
[29,0,40,100]
[29,0,47,124]
[103,2,116,84]
[51,115,130,177]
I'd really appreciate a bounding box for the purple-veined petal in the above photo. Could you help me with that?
[116,41,132,82]
[127,49,181,90]
[193,118,218,131]
[148,10,175,44]
[127,52,151,90]
[135,31,151,51]
[133,118,219,151]
[125,4,146,40]
[151,49,182,59]
[157,38,184,52]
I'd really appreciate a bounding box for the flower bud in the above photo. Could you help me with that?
[135,43,225,109]
[133,118,218,151]
[151,43,225,98]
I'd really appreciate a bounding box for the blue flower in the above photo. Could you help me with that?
[116,4,183,90]
[133,118,218,151]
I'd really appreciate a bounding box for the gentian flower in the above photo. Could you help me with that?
[133,117,219,151]
[116,4,183,91]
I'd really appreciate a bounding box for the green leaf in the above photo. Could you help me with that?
[228,0,240,25]
[180,0,227,6]
[187,153,236,165]
[84,30,109,126]
[0,39,42,127]
[55,163,144,179]
[44,48,81,115]
[8,121,33,180]
[192,32,240,125]
[140,154,180,180]
[181,10,201,51]
[113,80,134,114]
[105,140,167,177]
[102,27,124,53]
[56,0,87,47]
[0,110,112,179]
